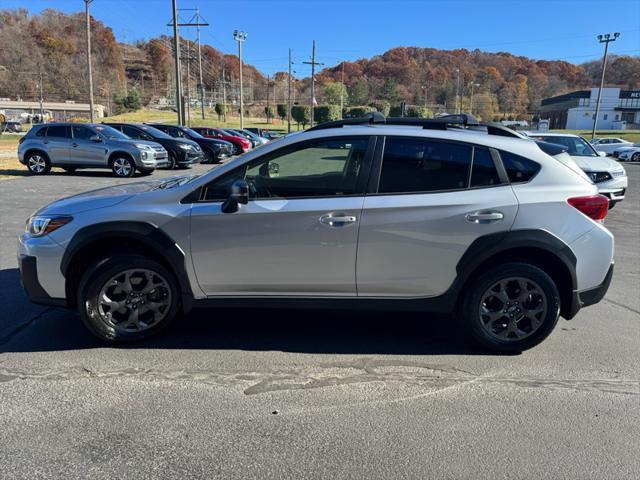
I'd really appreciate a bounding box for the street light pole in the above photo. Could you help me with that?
[287,48,292,133]
[455,68,460,114]
[303,40,323,128]
[340,61,345,119]
[421,84,428,107]
[591,32,620,140]
[84,0,95,122]
[171,0,183,124]
[233,30,247,129]
[469,82,480,115]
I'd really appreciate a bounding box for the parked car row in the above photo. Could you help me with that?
[17,122,279,177]
[592,137,640,161]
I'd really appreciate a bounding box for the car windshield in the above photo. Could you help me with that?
[222,129,240,137]
[533,135,597,157]
[93,125,129,140]
[182,127,205,139]
[138,125,174,139]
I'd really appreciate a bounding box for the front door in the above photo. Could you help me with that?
[69,125,105,166]
[190,136,374,296]
[356,137,518,297]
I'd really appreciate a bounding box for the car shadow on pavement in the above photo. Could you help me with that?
[1,267,493,356]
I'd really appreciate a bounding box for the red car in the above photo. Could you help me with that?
[192,127,251,154]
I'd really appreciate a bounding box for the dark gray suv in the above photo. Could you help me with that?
[18,123,169,177]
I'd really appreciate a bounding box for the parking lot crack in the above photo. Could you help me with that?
[603,298,640,315]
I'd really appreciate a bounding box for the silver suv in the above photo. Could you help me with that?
[18,123,169,177]
[18,114,615,352]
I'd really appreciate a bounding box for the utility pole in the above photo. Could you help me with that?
[303,40,324,127]
[266,74,271,123]
[169,6,208,124]
[233,30,247,129]
[455,68,461,114]
[469,82,479,115]
[84,0,95,122]
[221,68,227,122]
[287,48,293,133]
[195,7,205,119]
[591,32,620,140]
[185,41,191,126]
[340,61,345,119]
[170,0,183,124]
[17,71,45,120]
[421,84,428,107]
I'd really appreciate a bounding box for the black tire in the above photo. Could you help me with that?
[110,155,135,177]
[632,152,640,162]
[460,262,560,353]
[138,168,154,176]
[62,167,77,173]
[25,151,51,175]
[77,254,180,343]
[165,153,177,169]
[203,149,216,164]
[608,200,617,210]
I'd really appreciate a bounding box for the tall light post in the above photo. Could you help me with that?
[455,68,461,114]
[233,30,247,129]
[84,0,95,122]
[171,0,183,124]
[591,32,620,140]
[421,84,428,107]
[469,82,480,115]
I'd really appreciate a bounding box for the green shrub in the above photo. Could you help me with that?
[291,105,311,128]
[343,106,375,118]
[368,100,390,116]
[405,106,433,118]
[313,105,341,124]
[277,104,287,121]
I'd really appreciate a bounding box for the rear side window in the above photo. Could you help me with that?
[35,127,46,137]
[499,150,540,183]
[45,125,69,138]
[379,137,471,193]
[470,147,501,187]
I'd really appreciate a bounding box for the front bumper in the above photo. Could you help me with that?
[18,255,67,307]
[177,149,204,165]
[596,175,628,201]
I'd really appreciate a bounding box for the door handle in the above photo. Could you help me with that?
[319,214,357,227]
[466,211,504,223]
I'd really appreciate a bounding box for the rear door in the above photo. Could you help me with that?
[69,125,104,166]
[356,136,518,297]
[43,125,71,164]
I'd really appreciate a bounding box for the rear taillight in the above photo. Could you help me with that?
[568,195,609,222]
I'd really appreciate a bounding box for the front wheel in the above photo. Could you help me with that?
[165,153,177,169]
[77,255,180,342]
[632,152,640,162]
[111,156,135,177]
[460,262,560,353]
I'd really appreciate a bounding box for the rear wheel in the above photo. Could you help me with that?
[111,156,135,177]
[632,152,640,162]
[26,152,51,175]
[77,255,180,342]
[461,262,560,353]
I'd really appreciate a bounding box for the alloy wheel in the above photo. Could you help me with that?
[96,269,172,334]
[113,158,132,176]
[28,155,46,173]
[478,277,548,342]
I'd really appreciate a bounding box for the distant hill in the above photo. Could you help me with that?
[1,8,638,119]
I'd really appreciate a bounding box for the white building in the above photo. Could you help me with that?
[540,87,640,130]
[0,100,105,122]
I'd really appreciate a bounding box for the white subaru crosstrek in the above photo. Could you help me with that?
[18,114,614,352]
[525,132,628,207]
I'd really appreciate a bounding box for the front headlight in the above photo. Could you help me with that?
[134,143,153,151]
[178,144,192,151]
[26,215,73,236]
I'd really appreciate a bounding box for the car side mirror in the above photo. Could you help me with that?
[89,134,102,142]
[221,179,249,213]
[598,151,607,157]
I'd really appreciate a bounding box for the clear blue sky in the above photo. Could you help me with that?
[5,0,640,75]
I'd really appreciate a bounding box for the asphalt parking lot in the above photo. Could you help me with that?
[1,163,639,479]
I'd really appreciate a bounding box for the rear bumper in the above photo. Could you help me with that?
[19,255,67,307]
[565,263,614,319]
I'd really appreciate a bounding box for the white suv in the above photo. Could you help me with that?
[525,132,628,207]
[18,114,614,352]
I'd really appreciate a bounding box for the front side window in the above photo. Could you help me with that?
[72,125,94,140]
[378,137,471,193]
[122,126,144,139]
[202,137,370,201]
[45,125,70,138]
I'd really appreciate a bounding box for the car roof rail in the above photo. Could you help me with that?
[307,111,386,131]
